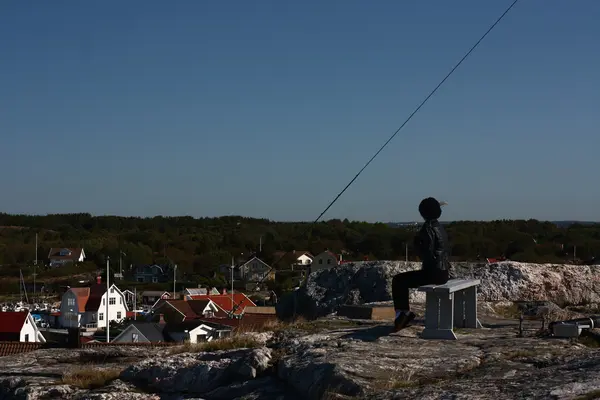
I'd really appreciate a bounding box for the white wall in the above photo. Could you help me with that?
[187,325,214,343]
[20,313,46,342]
[297,254,313,265]
[94,286,128,328]
[311,252,337,272]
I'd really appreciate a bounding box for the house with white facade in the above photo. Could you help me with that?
[164,320,232,343]
[0,311,46,342]
[48,247,86,267]
[311,251,340,272]
[60,278,128,329]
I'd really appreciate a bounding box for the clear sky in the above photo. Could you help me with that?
[1,0,599,222]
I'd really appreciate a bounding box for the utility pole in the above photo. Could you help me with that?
[106,257,110,343]
[259,236,262,253]
[405,243,408,262]
[33,233,38,303]
[134,287,137,321]
[230,257,234,312]
[173,264,177,298]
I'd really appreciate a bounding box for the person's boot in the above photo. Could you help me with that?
[394,311,416,332]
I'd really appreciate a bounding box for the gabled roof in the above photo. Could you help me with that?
[48,247,84,261]
[68,288,91,313]
[0,311,29,334]
[187,294,256,315]
[131,323,166,342]
[153,299,216,320]
[238,256,270,269]
[315,250,339,260]
[114,323,166,343]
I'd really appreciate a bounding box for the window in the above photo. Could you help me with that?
[152,277,158,283]
[68,298,75,306]
[137,277,144,283]
[327,259,331,265]
[99,313,104,321]
[110,288,115,294]
[109,298,116,305]
[132,333,139,343]
[117,312,122,319]
[319,259,323,264]
[196,335,207,343]
[25,334,29,342]
[103,298,105,306]
[119,298,122,304]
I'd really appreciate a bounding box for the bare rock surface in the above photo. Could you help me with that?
[276,261,600,319]
[2,305,600,399]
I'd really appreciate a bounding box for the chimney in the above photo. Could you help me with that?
[96,276,101,285]
[158,314,165,324]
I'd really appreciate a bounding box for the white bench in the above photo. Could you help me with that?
[417,278,482,340]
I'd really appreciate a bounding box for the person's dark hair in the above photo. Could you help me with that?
[418,197,442,220]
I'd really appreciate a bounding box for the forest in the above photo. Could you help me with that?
[0,213,599,296]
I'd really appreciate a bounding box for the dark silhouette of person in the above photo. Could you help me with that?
[392,197,452,331]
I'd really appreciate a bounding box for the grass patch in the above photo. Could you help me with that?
[493,302,522,319]
[577,335,600,348]
[61,367,122,389]
[168,335,260,355]
[575,389,600,400]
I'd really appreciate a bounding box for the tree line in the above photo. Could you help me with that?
[1,213,599,283]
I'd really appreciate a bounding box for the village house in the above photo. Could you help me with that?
[47,247,85,267]
[182,287,219,300]
[272,250,314,269]
[111,318,232,344]
[164,320,232,343]
[311,250,341,272]
[132,264,173,283]
[237,256,275,282]
[140,291,176,310]
[59,277,128,329]
[0,311,46,343]
[186,291,257,317]
[150,299,220,324]
[112,321,167,343]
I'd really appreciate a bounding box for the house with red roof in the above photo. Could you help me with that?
[59,277,128,329]
[0,311,46,343]
[186,291,257,316]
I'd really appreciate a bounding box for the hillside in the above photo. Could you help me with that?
[1,214,599,293]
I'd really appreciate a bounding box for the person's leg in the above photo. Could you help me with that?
[392,269,430,311]
[392,270,429,330]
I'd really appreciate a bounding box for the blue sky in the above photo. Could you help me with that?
[1,0,599,222]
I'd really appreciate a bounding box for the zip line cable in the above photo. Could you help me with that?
[229,0,520,315]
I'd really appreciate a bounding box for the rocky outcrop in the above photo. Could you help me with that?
[2,312,600,399]
[119,347,273,394]
[276,261,600,319]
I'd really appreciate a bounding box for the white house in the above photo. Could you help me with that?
[48,247,86,267]
[60,278,128,329]
[311,251,340,272]
[164,320,232,343]
[0,311,46,343]
[292,251,313,266]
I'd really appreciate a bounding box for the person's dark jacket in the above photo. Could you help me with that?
[413,219,451,274]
